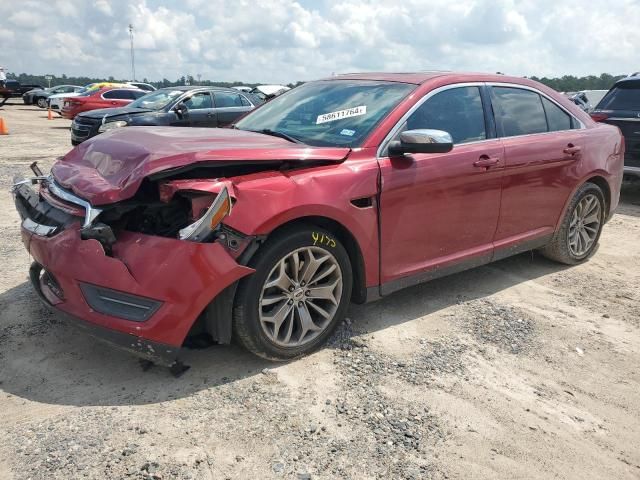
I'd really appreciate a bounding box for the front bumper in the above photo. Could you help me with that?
[14,181,254,362]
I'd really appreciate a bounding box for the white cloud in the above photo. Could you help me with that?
[8,11,43,29]
[0,0,637,83]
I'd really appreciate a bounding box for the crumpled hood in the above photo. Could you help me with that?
[51,127,351,205]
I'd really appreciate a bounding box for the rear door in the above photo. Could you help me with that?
[102,89,138,108]
[594,80,640,173]
[182,91,215,127]
[489,85,587,255]
[378,84,505,292]
[212,91,254,126]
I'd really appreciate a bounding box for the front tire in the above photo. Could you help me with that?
[233,225,353,360]
[36,97,47,108]
[540,182,605,265]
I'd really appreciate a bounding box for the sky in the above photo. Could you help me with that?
[1,0,638,84]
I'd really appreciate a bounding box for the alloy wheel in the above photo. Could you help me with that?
[259,247,343,347]
[568,193,601,257]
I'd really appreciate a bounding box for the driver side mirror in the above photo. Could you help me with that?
[173,102,188,117]
[387,129,454,156]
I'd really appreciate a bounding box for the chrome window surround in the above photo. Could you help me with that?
[377,81,586,158]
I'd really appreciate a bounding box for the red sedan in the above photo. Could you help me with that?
[13,72,624,368]
[61,86,147,119]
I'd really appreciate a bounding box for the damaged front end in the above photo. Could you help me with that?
[11,127,351,367]
[11,171,257,366]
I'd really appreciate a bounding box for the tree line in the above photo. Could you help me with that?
[5,72,302,89]
[5,71,627,92]
[526,73,627,92]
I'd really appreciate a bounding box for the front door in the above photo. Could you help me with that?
[182,91,216,127]
[378,85,504,293]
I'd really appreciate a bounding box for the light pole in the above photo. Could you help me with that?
[128,24,136,81]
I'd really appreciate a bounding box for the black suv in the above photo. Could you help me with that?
[591,74,640,176]
[71,86,263,145]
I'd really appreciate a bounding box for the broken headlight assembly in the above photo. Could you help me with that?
[178,187,232,242]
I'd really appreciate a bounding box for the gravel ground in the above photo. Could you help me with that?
[1,102,639,479]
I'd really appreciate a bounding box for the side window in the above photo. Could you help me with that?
[131,90,147,99]
[214,91,244,108]
[103,90,133,100]
[239,95,252,107]
[541,97,572,131]
[491,87,547,137]
[405,86,486,144]
[184,92,213,109]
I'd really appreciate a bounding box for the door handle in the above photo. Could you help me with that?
[473,156,500,169]
[563,145,581,155]
[207,112,214,117]
[111,101,117,105]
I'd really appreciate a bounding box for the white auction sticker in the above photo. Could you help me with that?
[316,106,367,124]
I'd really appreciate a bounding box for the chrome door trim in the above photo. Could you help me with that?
[486,81,586,129]
[377,81,586,158]
[377,82,486,158]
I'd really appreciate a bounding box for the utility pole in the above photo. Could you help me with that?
[197,73,201,85]
[128,24,136,81]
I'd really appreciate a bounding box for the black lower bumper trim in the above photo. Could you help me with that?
[29,262,180,366]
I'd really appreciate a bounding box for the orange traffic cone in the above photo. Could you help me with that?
[47,108,54,120]
[0,117,8,135]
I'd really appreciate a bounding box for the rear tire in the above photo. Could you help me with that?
[540,182,605,265]
[233,225,353,360]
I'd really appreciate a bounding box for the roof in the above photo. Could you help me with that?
[157,85,250,93]
[328,71,452,84]
[323,71,531,85]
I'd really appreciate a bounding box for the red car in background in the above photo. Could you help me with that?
[61,86,147,119]
[12,72,624,370]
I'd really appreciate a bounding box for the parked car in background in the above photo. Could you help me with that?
[0,80,44,105]
[233,86,253,92]
[591,73,640,176]
[1,80,44,96]
[250,84,290,101]
[71,86,262,145]
[566,90,608,112]
[23,85,83,108]
[48,82,130,112]
[61,86,146,120]
[11,72,623,366]
[127,82,156,92]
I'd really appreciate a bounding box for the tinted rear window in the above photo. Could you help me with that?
[541,97,572,131]
[491,87,547,137]
[597,83,640,110]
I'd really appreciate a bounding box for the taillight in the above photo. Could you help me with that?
[590,112,609,122]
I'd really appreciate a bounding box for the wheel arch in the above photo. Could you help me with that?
[249,215,368,305]
[584,175,611,218]
[554,172,612,231]
[186,215,369,346]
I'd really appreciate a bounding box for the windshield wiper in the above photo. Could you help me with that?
[248,128,303,144]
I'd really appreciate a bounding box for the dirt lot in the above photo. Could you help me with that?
[0,102,639,480]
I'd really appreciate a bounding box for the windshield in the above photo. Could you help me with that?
[235,80,415,147]
[129,89,184,110]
